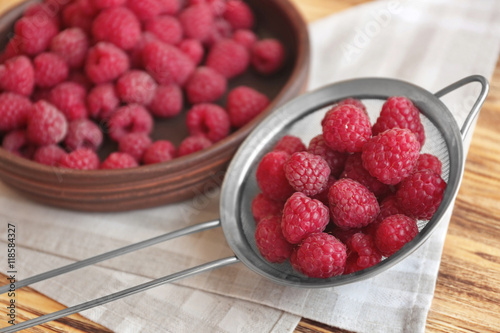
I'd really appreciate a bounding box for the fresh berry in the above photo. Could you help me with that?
[251,39,285,75]
[48,82,88,120]
[185,67,227,104]
[336,98,367,114]
[50,28,89,69]
[142,140,176,164]
[90,0,127,10]
[328,178,380,229]
[149,84,183,118]
[223,0,254,30]
[178,4,214,42]
[92,7,141,50]
[87,84,120,120]
[2,130,35,158]
[396,170,447,220]
[33,145,67,166]
[344,253,363,274]
[101,152,139,169]
[362,128,420,185]
[0,93,32,131]
[64,119,103,152]
[0,56,35,96]
[284,152,331,196]
[27,101,68,146]
[61,1,94,34]
[251,193,283,223]
[255,215,293,263]
[205,18,233,47]
[178,39,205,65]
[328,225,361,244]
[23,3,61,29]
[322,104,372,153]
[85,42,130,84]
[345,232,382,270]
[273,135,306,155]
[108,104,154,141]
[206,39,250,79]
[233,29,257,50]
[307,134,347,178]
[129,32,159,69]
[186,103,230,143]
[178,135,212,156]
[375,195,405,224]
[59,148,100,170]
[0,38,22,64]
[33,53,69,88]
[256,151,294,202]
[144,15,183,45]
[413,153,442,175]
[67,71,93,91]
[127,0,163,21]
[226,86,270,128]
[375,214,418,257]
[116,70,157,105]
[341,153,390,198]
[281,192,329,244]
[118,132,152,161]
[159,0,181,15]
[311,176,336,206]
[14,15,58,55]
[292,233,346,278]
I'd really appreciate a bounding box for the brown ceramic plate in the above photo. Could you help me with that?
[0,0,310,211]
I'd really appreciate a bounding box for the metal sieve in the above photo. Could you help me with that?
[0,75,489,332]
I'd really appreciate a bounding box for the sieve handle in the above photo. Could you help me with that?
[434,75,489,139]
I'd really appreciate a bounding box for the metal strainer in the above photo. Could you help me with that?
[0,75,489,332]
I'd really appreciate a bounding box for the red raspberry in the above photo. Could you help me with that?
[341,153,390,198]
[336,98,367,114]
[144,15,183,45]
[311,176,337,206]
[328,225,360,244]
[281,192,329,244]
[396,170,446,220]
[273,135,306,155]
[322,104,372,153]
[251,193,283,223]
[233,29,257,50]
[328,178,380,229]
[85,42,130,84]
[61,1,94,34]
[90,0,127,10]
[178,4,214,42]
[87,84,120,120]
[92,7,141,50]
[159,0,181,15]
[255,215,293,263]
[129,32,159,69]
[345,232,382,270]
[33,53,69,88]
[23,3,61,29]
[0,56,35,96]
[143,41,195,86]
[251,39,285,75]
[14,15,58,55]
[27,101,68,146]
[256,151,294,202]
[64,119,103,152]
[0,38,22,64]
[344,253,362,274]
[178,39,205,65]
[373,96,425,147]
[223,0,254,30]
[362,128,420,185]
[364,195,405,238]
[307,134,347,178]
[142,140,176,164]
[101,152,139,169]
[116,70,157,105]
[2,130,35,158]
[284,152,331,196]
[33,144,67,166]
[50,28,89,69]
[186,103,230,143]
[413,153,442,175]
[375,214,418,257]
[59,148,100,170]
[292,233,346,278]
[226,86,270,128]
[118,132,152,161]
[205,19,233,48]
[49,82,88,121]
[206,39,249,79]
[67,71,93,91]
[149,84,183,118]
[108,104,154,141]
[127,0,162,20]
[185,67,227,104]
[191,0,226,16]
[0,93,32,131]
[178,135,212,156]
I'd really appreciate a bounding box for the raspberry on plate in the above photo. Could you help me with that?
[92,7,141,50]
[177,135,212,156]
[340,153,391,198]
[307,134,347,178]
[14,15,58,55]
[178,39,205,65]
[223,0,254,30]
[85,42,130,84]
[0,92,32,132]
[0,56,35,96]
[255,215,293,263]
[256,151,294,202]
[64,119,103,152]
[142,140,176,164]
[149,84,184,118]
[178,4,214,42]
[362,128,420,185]
[185,67,227,104]
[101,152,139,169]
[33,145,68,166]
[144,15,183,45]
[251,193,283,223]
[27,101,68,146]
[49,82,88,121]
[108,104,154,141]
[116,70,157,105]
[273,135,306,155]
[127,0,163,21]
[118,132,153,161]
[413,153,442,175]
[33,52,69,88]
[281,192,330,244]
[186,103,231,143]
[284,151,331,197]
[226,86,270,128]
[50,28,90,69]
[87,84,121,120]
[375,214,418,257]
[251,39,285,75]
[2,130,35,158]
[59,148,100,170]
[206,39,250,79]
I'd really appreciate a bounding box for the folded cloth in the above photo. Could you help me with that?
[1,0,500,332]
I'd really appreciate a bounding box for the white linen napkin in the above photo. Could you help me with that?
[1,0,500,332]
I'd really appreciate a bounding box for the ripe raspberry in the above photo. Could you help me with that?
[273,135,306,155]
[328,178,380,230]
[33,53,69,88]
[59,148,100,170]
[87,84,120,120]
[0,38,22,64]
[233,29,257,50]
[118,132,152,161]
[251,39,285,75]
[223,0,254,30]
[307,134,347,178]
[149,84,183,118]
[362,128,420,185]
[0,93,32,131]
[92,7,141,50]
[85,42,130,84]
[129,32,159,69]
[2,130,35,158]
[322,104,372,153]
[64,119,103,152]
[206,39,249,79]
[226,86,270,128]
[178,39,205,65]
[143,41,195,86]
[116,70,157,105]
[159,0,181,15]
[284,152,331,196]
[27,101,68,146]
[413,153,442,175]
[186,103,230,143]
[23,3,61,29]
[108,104,154,141]
[0,56,35,96]
[255,215,293,263]
[396,170,447,220]
[178,4,214,42]
[144,15,183,45]
[33,144,67,166]
[373,96,425,147]
[251,193,283,223]
[185,67,227,104]
[101,152,139,169]
[344,253,363,275]
[328,225,360,244]
[375,195,404,224]
[341,153,390,198]
[345,232,382,270]
[292,233,346,278]
[336,98,367,114]
[281,192,329,244]
[205,19,233,48]
[256,151,294,202]
[177,135,212,156]
[90,0,127,10]
[311,176,336,206]
[375,214,418,257]
[191,0,226,16]
[142,140,176,164]
[50,28,89,69]
[49,82,88,120]
[127,0,163,20]
[14,15,58,55]
[61,1,94,34]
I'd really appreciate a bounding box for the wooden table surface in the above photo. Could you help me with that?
[1,0,500,332]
